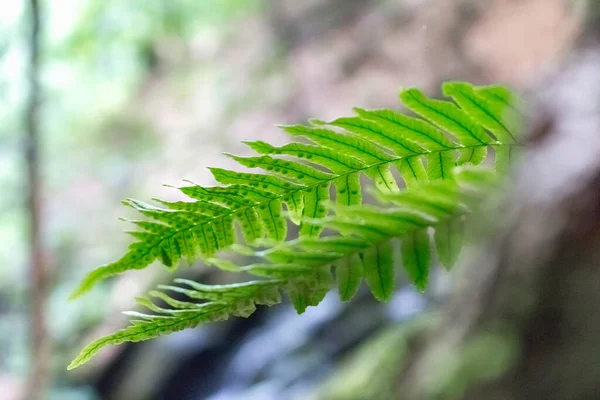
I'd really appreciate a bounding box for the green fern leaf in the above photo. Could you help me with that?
[300,183,331,237]
[353,108,455,150]
[475,84,522,118]
[71,81,520,306]
[282,124,395,164]
[494,144,516,173]
[335,253,364,302]
[434,218,466,271]
[362,241,395,302]
[442,82,518,144]
[67,302,232,370]
[400,88,493,146]
[401,229,431,292]
[329,116,422,155]
[425,151,456,181]
[334,173,362,206]
[69,166,507,369]
[456,146,487,166]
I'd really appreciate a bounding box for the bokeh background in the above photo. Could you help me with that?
[0,1,584,399]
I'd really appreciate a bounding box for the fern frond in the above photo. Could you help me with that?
[71,81,520,299]
[68,168,504,370]
[236,167,500,305]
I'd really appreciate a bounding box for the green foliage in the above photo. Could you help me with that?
[71,82,519,298]
[68,81,521,369]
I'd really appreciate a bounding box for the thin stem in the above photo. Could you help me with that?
[24,0,50,398]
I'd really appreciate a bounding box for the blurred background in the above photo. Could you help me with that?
[0,0,585,399]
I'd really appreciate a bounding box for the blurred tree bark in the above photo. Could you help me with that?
[395,1,600,399]
[24,0,50,399]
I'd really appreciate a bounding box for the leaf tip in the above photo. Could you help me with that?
[66,362,78,371]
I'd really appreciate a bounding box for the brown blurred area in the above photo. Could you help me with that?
[1,0,596,399]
